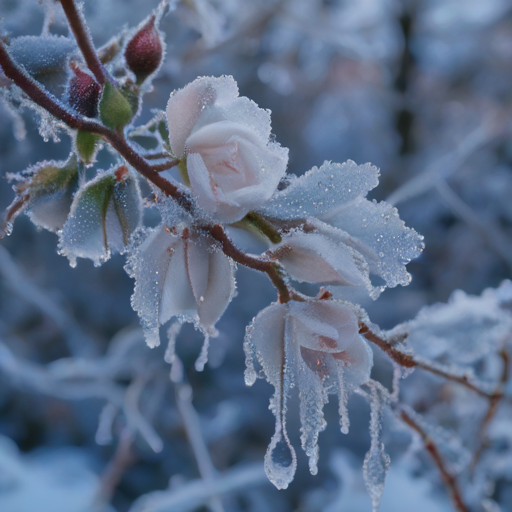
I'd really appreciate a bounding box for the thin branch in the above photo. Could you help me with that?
[151,159,180,173]
[359,324,493,399]
[59,0,106,85]
[210,225,291,303]
[471,349,509,470]
[399,407,469,512]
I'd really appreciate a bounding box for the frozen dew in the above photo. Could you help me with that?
[363,384,390,512]
[59,167,143,267]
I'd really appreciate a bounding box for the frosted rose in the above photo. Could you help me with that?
[166,75,289,222]
[244,300,373,489]
[127,225,236,369]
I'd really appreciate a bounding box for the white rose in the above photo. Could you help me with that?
[166,75,289,222]
[244,300,373,489]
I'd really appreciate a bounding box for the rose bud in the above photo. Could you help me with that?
[67,62,101,118]
[124,16,163,84]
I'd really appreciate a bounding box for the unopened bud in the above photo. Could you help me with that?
[124,16,163,83]
[99,80,133,130]
[68,62,101,118]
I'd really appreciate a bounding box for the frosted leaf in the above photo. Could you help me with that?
[127,226,236,355]
[259,160,424,296]
[5,155,80,234]
[389,288,512,365]
[320,199,424,290]
[363,385,390,512]
[244,300,373,487]
[260,160,379,220]
[9,35,76,82]
[59,166,142,267]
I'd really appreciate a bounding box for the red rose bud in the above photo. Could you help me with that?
[68,62,101,118]
[124,16,163,83]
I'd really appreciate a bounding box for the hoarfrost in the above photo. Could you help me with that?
[389,288,512,365]
[59,168,142,267]
[244,300,373,487]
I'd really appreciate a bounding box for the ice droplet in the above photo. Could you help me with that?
[264,427,297,490]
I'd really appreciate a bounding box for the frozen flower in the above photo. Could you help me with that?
[166,75,289,222]
[127,225,236,369]
[244,300,373,489]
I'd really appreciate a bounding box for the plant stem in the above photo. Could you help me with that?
[359,323,494,399]
[59,0,106,85]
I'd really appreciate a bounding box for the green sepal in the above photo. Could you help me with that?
[76,131,100,164]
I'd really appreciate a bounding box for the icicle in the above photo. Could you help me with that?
[165,321,181,364]
[338,366,350,434]
[194,334,210,372]
[363,385,390,512]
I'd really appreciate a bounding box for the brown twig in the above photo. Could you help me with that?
[150,159,180,173]
[359,323,493,399]
[399,408,469,512]
[210,225,291,303]
[59,0,106,85]
[96,429,135,504]
[471,349,509,470]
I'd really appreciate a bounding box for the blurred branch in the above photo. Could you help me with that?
[129,463,267,512]
[386,125,496,206]
[0,245,96,357]
[173,358,225,512]
[399,406,469,512]
[436,179,512,274]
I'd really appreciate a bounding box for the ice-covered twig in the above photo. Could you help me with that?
[398,405,469,512]
[173,358,225,512]
[58,0,106,85]
[128,463,267,512]
[359,323,494,398]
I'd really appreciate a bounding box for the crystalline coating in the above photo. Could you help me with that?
[244,300,373,488]
[58,168,142,267]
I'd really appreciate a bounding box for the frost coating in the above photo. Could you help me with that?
[166,75,289,222]
[389,288,512,364]
[59,168,142,267]
[244,300,373,487]
[260,160,424,295]
[127,225,236,360]
[7,155,80,233]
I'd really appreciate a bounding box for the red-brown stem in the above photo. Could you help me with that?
[59,0,106,85]
[210,225,291,303]
[151,159,180,173]
[359,324,493,399]
[399,408,469,512]
[471,349,509,469]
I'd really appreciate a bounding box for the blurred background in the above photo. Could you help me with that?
[1,0,512,510]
